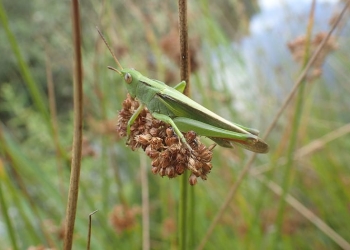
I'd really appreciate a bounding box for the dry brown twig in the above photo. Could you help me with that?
[64,0,83,249]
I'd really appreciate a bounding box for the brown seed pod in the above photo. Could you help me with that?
[189,174,198,186]
[116,94,216,185]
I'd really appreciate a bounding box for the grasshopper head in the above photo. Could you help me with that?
[119,68,143,97]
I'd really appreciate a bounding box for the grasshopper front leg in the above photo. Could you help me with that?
[127,103,145,137]
[151,112,194,153]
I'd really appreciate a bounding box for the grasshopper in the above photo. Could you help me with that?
[97,29,268,154]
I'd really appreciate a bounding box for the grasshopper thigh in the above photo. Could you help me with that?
[151,112,192,151]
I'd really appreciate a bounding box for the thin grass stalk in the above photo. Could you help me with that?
[101,5,132,207]
[178,0,191,249]
[273,1,315,246]
[140,153,150,250]
[295,123,350,158]
[15,178,55,246]
[128,1,166,80]
[93,27,111,213]
[0,129,19,250]
[2,175,42,244]
[179,174,188,250]
[93,15,110,207]
[87,210,98,250]
[0,0,51,130]
[64,0,83,249]
[110,149,128,207]
[0,183,18,250]
[93,31,125,210]
[251,122,350,178]
[0,0,69,170]
[189,186,195,249]
[93,23,111,217]
[45,48,66,200]
[79,180,118,245]
[256,175,350,249]
[0,142,53,247]
[0,124,57,248]
[100,137,110,212]
[196,1,350,248]
[9,175,48,243]
[1,126,55,197]
[95,25,129,239]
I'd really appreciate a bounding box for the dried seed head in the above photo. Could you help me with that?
[189,174,198,186]
[176,152,187,162]
[150,137,163,150]
[116,94,215,184]
[287,32,338,81]
[110,205,139,234]
[166,128,174,137]
[175,163,186,175]
[151,157,160,167]
[185,130,197,143]
[149,127,159,137]
[159,168,166,177]
[135,134,152,146]
[151,166,159,174]
[165,136,179,146]
[145,145,159,158]
[166,167,176,178]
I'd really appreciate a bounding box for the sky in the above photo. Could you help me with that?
[259,0,338,10]
[251,0,341,33]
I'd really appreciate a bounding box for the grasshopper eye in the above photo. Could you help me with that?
[124,73,132,84]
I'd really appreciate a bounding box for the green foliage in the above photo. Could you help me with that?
[1,0,350,249]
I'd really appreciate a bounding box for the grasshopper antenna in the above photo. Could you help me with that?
[107,66,121,73]
[96,26,123,74]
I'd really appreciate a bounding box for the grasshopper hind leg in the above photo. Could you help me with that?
[151,113,194,153]
[210,138,234,148]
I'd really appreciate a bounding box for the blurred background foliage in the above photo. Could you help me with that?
[0,0,350,249]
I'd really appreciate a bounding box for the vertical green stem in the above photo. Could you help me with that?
[178,0,191,249]
[0,0,69,164]
[272,1,315,247]
[0,0,49,122]
[179,172,188,250]
[189,186,195,249]
[140,153,150,250]
[0,173,19,250]
[273,79,306,244]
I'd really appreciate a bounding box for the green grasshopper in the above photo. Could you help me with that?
[97,29,268,154]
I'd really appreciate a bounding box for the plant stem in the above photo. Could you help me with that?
[0,0,49,122]
[178,0,191,249]
[64,0,83,249]
[273,1,315,246]
[140,153,150,250]
[0,157,19,250]
[178,0,190,96]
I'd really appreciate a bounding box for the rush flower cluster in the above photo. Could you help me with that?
[117,94,216,185]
